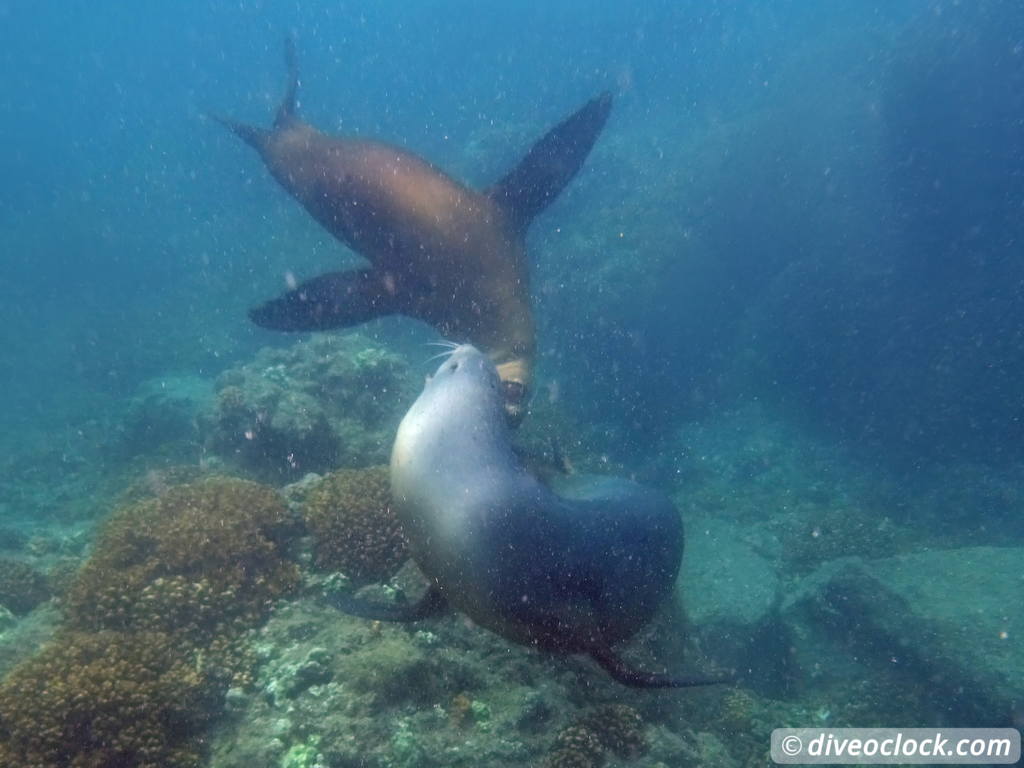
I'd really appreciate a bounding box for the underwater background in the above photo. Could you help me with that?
[1,1,1023,766]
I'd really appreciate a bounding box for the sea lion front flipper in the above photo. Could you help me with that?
[486,92,613,231]
[325,583,448,622]
[249,268,402,332]
[588,644,734,689]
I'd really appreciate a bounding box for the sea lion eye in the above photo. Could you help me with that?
[450,362,459,371]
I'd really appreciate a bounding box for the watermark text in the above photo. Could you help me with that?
[771,728,1020,764]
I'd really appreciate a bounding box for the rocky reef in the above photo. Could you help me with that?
[203,334,417,481]
[203,592,743,768]
[2,341,1022,768]
[113,374,214,464]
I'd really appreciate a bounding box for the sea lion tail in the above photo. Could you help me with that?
[486,92,613,231]
[589,644,734,689]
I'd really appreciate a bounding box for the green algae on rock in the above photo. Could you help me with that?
[203,334,416,481]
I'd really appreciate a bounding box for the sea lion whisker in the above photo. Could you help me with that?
[424,349,457,364]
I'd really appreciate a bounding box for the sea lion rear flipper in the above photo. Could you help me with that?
[326,584,447,622]
[275,35,299,128]
[486,92,613,231]
[588,644,734,689]
[211,113,270,152]
[249,269,402,332]
[213,38,298,150]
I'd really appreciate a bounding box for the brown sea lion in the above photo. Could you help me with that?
[218,40,612,422]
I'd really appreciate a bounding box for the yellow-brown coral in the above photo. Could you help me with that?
[578,704,648,759]
[543,703,648,767]
[64,476,299,640]
[0,476,300,768]
[542,724,606,768]
[0,630,210,768]
[0,557,50,614]
[302,466,408,583]
[449,692,475,728]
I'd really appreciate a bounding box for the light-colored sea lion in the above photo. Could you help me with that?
[218,40,612,423]
[386,344,727,688]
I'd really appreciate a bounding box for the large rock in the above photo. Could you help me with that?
[678,516,784,686]
[789,547,1024,725]
[203,334,417,481]
[116,375,213,459]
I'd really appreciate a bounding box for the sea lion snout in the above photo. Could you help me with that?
[429,345,502,395]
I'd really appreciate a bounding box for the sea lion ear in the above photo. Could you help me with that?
[486,92,613,232]
[249,268,401,331]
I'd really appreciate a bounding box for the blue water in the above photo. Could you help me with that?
[6,0,1021,461]
[1,0,1023,761]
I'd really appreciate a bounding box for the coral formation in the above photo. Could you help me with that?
[44,557,83,600]
[203,334,416,480]
[64,476,299,640]
[449,692,475,728]
[0,558,50,614]
[717,687,760,732]
[302,466,408,582]
[543,725,606,767]
[578,704,648,759]
[543,704,648,768]
[0,630,211,768]
[0,476,301,768]
[446,692,491,730]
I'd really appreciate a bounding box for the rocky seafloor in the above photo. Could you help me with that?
[0,333,1021,767]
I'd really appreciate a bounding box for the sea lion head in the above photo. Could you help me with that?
[427,344,504,409]
[395,343,509,470]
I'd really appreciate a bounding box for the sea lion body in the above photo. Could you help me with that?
[255,123,534,378]
[391,345,686,667]
[219,43,612,418]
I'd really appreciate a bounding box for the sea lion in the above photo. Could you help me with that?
[384,343,726,688]
[217,40,612,423]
